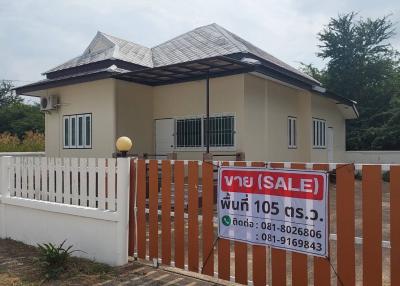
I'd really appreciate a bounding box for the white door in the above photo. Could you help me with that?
[327,127,334,162]
[155,119,175,156]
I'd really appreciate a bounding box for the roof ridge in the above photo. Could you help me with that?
[211,25,319,84]
[151,23,215,49]
[43,24,319,84]
[82,31,115,56]
[99,31,153,67]
[100,31,150,50]
[211,23,247,53]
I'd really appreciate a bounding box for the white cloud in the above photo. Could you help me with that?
[0,0,398,83]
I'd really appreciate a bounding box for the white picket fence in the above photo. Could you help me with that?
[9,157,118,211]
[0,156,130,266]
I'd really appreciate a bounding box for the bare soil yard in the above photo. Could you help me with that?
[0,239,219,286]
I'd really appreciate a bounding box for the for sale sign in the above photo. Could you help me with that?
[217,167,329,257]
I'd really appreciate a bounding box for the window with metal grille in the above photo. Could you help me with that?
[175,115,235,149]
[288,116,297,148]
[176,118,202,148]
[204,115,235,147]
[313,118,326,148]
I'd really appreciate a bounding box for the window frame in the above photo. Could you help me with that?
[173,113,236,151]
[76,114,85,149]
[70,116,77,148]
[83,114,92,149]
[175,116,203,149]
[63,113,92,149]
[63,117,70,149]
[288,116,297,149]
[312,118,326,149]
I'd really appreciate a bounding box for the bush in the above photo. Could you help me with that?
[0,131,44,152]
[0,132,20,152]
[37,240,78,279]
[354,170,390,182]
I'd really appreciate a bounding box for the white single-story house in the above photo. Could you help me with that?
[16,23,357,162]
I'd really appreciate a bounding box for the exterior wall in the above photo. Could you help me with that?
[346,151,400,164]
[153,74,245,160]
[41,74,349,162]
[115,80,153,155]
[311,94,346,162]
[45,79,116,157]
[264,79,311,162]
[243,74,267,160]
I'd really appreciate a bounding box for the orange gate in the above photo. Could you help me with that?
[128,159,399,286]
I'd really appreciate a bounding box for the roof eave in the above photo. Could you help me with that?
[226,52,321,87]
[250,61,358,119]
[14,71,117,96]
[313,90,358,119]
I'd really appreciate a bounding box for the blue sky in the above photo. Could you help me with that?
[1,0,399,86]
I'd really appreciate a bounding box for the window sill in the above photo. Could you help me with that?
[174,147,236,152]
[63,147,92,150]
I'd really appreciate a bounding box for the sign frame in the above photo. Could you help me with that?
[217,166,329,257]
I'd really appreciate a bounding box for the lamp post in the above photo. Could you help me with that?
[115,136,133,157]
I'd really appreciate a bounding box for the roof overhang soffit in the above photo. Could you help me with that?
[113,56,257,86]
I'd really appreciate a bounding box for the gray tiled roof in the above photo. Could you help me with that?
[44,24,317,83]
[45,32,152,73]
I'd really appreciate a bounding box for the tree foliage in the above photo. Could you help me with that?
[0,81,44,139]
[0,81,22,106]
[301,13,400,150]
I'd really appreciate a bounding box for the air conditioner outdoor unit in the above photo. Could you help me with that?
[40,95,58,111]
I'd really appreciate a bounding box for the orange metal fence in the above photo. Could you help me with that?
[128,159,399,286]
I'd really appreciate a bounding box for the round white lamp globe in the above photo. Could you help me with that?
[116,136,133,156]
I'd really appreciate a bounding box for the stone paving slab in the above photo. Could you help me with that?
[96,262,219,286]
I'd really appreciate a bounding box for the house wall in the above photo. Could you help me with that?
[41,75,349,162]
[153,74,245,160]
[311,94,346,162]
[44,79,116,157]
[264,79,311,162]
[115,80,153,155]
[243,74,267,160]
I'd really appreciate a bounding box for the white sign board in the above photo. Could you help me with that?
[217,167,329,257]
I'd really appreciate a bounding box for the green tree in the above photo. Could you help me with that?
[0,81,22,106]
[301,13,400,150]
[0,103,44,137]
[0,81,44,138]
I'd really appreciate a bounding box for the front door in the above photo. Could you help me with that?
[155,119,175,156]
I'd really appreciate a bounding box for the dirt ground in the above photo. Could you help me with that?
[0,239,221,286]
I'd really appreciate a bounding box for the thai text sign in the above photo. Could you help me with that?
[217,167,329,257]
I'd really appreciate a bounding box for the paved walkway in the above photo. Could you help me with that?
[97,262,218,286]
